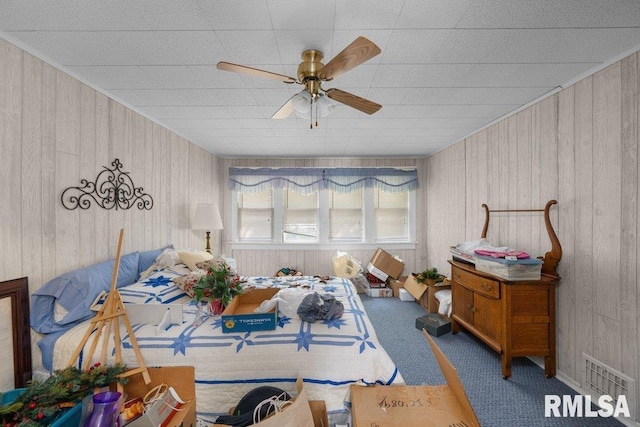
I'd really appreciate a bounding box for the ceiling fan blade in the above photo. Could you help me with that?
[325,88,381,115]
[272,98,295,119]
[217,62,297,84]
[319,37,381,81]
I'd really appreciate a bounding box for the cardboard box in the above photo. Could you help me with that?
[369,287,393,298]
[426,279,451,314]
[308,401,329,427]
[222,288,279,333]
[402,274,426,299]
[350,332,480,427]
[120,366,196,427]
[369,248,405,279]
[367,263,389,282]
[387,276,407,298]
[403,275,451,313]
[416,314,451,336]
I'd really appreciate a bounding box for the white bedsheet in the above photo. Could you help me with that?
[51,274,403,421]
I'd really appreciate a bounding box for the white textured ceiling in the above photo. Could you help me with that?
[2,0,640,158]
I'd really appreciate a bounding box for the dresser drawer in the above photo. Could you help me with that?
[453,268,500,299]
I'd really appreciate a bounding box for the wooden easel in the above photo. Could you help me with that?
[66,229,151,391]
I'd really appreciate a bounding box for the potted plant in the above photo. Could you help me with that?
[193,259,244,315]
[415,267,445,286]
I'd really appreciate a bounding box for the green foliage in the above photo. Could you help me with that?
[415,267,444,283]
[193,262,244,306]
[0,363,128,426]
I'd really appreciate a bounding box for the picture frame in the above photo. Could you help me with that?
[0,277,32,388]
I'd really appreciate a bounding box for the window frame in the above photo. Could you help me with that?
[231,187,417,250]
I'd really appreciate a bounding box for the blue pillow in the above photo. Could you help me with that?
[137,245,173,280]
[117,251,141,288]
[30,251,140,334]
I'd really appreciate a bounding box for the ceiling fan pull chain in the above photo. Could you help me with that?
[315,100,319,127]
[310,97,313,129]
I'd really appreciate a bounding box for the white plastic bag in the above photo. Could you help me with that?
[274,287,314,318]
[332,251,362,278]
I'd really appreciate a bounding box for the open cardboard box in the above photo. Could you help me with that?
[403,274,451,313]
[350,331,480,427]
[118,366,196,427]
[387,276,407,298]
[222,287,279,333]
[369,248,405,280]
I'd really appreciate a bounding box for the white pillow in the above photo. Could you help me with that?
[177,250,214,271]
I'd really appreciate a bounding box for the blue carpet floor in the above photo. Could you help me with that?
[361,295,626,427]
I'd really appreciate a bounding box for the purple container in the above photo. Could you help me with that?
[84,391,122,427]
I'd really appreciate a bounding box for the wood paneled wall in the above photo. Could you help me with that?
[3,33,639,416]
[0,39,222,368]
[425,51,639,419]
[221,157,427,277]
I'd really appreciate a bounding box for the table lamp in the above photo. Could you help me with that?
[191,203,223,253]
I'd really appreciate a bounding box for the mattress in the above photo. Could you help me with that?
[49,272,403,422]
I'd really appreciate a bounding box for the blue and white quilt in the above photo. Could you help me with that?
[51,272,403,420]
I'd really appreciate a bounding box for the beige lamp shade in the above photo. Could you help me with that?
[192,204,223,230]
[192,204,223,253]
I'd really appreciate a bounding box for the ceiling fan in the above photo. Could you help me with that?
[217,37,382,128]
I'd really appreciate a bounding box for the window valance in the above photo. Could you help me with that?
[229,167,418,194]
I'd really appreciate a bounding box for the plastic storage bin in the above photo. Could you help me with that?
[473,255,542,280]
[1,387,83,427]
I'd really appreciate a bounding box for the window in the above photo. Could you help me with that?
[374,190,407,241]
[283,189,318,242]
[330,189,363,242]
[230,167,417,249]
[237,190,273,241]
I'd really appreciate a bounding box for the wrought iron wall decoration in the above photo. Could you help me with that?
[61,158,153,210]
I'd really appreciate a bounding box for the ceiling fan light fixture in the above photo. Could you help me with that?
[292,90,312,113]
[316,94,336,118]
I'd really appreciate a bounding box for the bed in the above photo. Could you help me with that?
[36,260,403,423]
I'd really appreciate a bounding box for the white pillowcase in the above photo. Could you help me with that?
[177,250,214,271]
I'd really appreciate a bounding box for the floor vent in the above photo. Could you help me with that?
[582,353,636,421]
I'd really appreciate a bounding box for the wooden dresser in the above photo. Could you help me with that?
[449,259,558,379]
[449,200,563,379]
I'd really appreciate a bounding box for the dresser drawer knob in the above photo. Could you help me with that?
[481,282,493,291]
